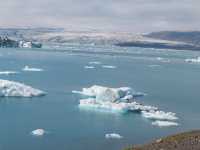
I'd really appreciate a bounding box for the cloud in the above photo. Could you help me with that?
[0,0,200,32]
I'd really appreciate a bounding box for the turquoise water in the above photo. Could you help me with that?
[0,46,200,150]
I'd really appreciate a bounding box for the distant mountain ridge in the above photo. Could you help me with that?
[145,31,200,46]
[1,28,200,51]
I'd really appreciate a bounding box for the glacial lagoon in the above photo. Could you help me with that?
[0,45,200,150]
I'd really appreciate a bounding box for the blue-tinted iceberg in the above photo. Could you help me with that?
[73,85,178,127]
[0,79,45,97]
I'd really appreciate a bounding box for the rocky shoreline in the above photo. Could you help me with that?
[125,130,200,150]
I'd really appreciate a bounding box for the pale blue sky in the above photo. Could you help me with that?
[0,0,199,32]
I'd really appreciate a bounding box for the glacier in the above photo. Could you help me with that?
[0,79,45,97]
[73,85,179,127]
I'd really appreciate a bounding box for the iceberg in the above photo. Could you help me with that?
[22,66,44,72]
[152,121,179,127]
[31,129,45,136]
[0,71,18,75]
[141,110,178,121]
[102,65,117,69]
[148,65,161,68]
[88,61,102,65]
[79,98,129,113]
[156,57,170,63]
[72,85,140,101]
[84,66,95,69]
[0,79,45,97]
[105,133,123,139]
[185,57,200,63]
[73,85,178,127]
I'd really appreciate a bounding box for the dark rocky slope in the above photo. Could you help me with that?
[125,130,200,150]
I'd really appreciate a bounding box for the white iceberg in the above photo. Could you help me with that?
[105,133,123,139]
[185,57,200,63]
[22,66,44,72]
[88,61,102,65]
[152,121,179,127]
[156,57,170,63]
[73,85,178,127]
[142,110,178,121]
[31,129,46,136]
[0,71,18,75]
[84,66,95,69]
[148,65,161,68]
[79,98,129,113]
[0,79,45,97]
[72,85,139,102]
[102,65,117,69]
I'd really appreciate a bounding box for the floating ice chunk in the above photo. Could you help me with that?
[88,61,102,65]
[102,65,117,69]
[22,66,44,72]
[105,133,123,139]
[156,57,170,63]
[152,121,179,127]
[79,98,128,113]
[185,57,200,63]
[125,102,158,112]
[74,85,178,127]
[96,88,121,102]
[31,129,45,136]
[0,71,18,75]
[0,79,45,97]
[84,66,95,69]
[142,110,178,120]
[148,65,161,68]
[72,85,137,101]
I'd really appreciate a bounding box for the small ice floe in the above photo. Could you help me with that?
[84,66,95,69]
[88,61,102,65]
[185,57,200,63]
[0,71,18,75]
[0,79,45,97]
[156,57,170,63]
[102,65,117,69]
[141,110,178,121]
[22,66,44,72]
[105,133,123,139]
[31,129,46,136]
[148,65,161,68]
[152,121,179,127]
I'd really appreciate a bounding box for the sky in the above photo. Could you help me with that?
[0,0,200,33]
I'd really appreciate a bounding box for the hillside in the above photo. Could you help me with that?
[145,31,200,46]
[125,130,200,150]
